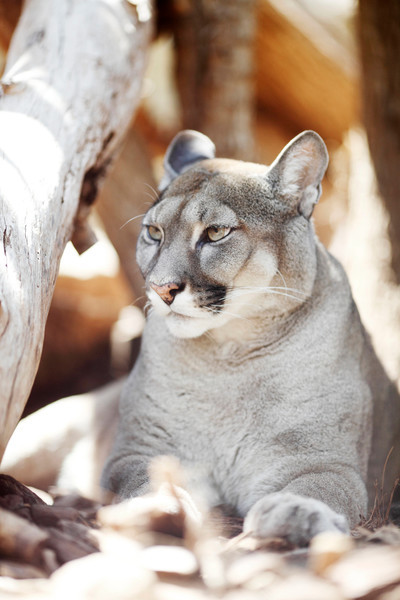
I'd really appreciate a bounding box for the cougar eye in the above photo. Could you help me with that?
[206,226,231,242]
[146,225,163,242]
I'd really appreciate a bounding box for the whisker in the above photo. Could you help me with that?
[228,287,307,302]
[230,285,307,296]
[130,294,147,307]
[213,297,302,313]
[143,191,159,204]
[276,268,288,293]
[120,213,146,230]
[143,182,160,202]
[229,288,305,303]
[144,302,153,317]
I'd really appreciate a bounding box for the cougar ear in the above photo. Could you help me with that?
[159,130,216,191]
[268,130,329,219]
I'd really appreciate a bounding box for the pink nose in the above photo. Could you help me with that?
[150,282,183,306]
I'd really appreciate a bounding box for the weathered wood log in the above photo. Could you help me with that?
[0,0,153,460]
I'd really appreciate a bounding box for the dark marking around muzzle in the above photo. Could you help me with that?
[200,284,227,312]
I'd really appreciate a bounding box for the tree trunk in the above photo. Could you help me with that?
[359,0,400,283]
[167,0,256,159]
[0,0,153,459]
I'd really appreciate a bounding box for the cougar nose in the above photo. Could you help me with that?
[150,282,184,306]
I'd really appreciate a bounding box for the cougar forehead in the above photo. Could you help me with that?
[157,159,288,225]
[162,157,269,195]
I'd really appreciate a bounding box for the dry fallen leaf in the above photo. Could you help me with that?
[309,531,354,575]
[326,545,400,598]
[50,552,155,600]
[263,572,345,600]
[225,551,283,587]
[140,544,198,576]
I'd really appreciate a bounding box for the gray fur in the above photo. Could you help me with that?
[159,130,216,192]
[102,130,400,545]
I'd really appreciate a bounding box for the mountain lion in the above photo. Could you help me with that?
[102,130,400,545]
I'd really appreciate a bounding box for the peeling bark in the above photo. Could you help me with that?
[0,0,153,459]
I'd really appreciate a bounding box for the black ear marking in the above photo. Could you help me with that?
[268,130,329,219]
[159,130,216,191]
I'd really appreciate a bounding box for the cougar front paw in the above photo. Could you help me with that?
[243,492,349,546]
